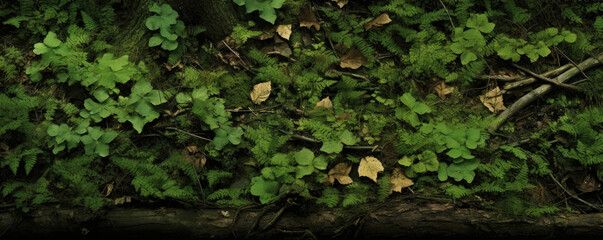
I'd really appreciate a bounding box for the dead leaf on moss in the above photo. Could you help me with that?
[479,87,507,112]
[332,0,349,8]
[217,37,245,69]
[276,24,292,40]
[358,156,384,183]
[298,5,320,30]
[340,49,366,69]
[180,149,206,169]
[105,183,114,196]
[364,14,392,30]
[389,168,414,194]
[114,196,132,205]
[314,97,333,109]
[328,162,353,185]
[434,81,454,99]
[250,81,272,104]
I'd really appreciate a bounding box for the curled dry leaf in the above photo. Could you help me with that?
[114,196,132,205]
[479,86,507,112]
[314,97,333,109]
[298,5,320,30]
[105,183,114,196]
[332,0,349,8]
[358,156,384,183]
[250,81,272,104]
[259,27,276,40]
[434,81,454,99]
[364,14,392,30]
[328,162,353,185]
[340,49,367,69]
[389,168,414,194]
[276,24,292,40]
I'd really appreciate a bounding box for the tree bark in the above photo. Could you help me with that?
[1,201,602,239]
[168,0,240,41]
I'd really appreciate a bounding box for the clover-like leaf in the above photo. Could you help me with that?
[250,176,280,204]
[339,130,358,145]
[43,31,62,48]
[446,159,479,183]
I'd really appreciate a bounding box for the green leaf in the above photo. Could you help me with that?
[149,34,164,47]
[176,93,192,104]
[460,51,477,65]
[398,156,414,167]
[295,148,314,165]
[412,103,431,115]
[96,143,110,157]
[33,43,48,55]
[135,101,154,117]
[320,141,343,154]
[93,88,110,102]
[271,153,291,166]
[421,150,439,172]
[399,93,416,108]
[132,81,153,96]
[312,155,328,170]
[250,176,280,204]
[43,32,62,48]
[295,165,314,178]
[446,159,479,183]
[162,40,178,51]
[146,90,166,105]
[47,124,60,136]
[411,162,426,173]
[100,131,118,143]
[438,162,448,182]
[339,130,357,145]
[447,148,462,159]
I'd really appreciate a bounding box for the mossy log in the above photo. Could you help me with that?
[1,201,602,239]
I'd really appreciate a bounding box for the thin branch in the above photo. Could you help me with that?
[290,134,378,150]
[504,63,572,90]
[479,75,524,81]
[553,46,593,82]
[221,40,250,71]
[549,172,603,211]
[164,127,213,142]
[438,0,455,29]
[512,63,583,91]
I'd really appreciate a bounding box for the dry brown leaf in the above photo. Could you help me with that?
[0,142,9,152]
[180,149,206,169]
[479,87,507,112]
[332,0,349,8]
[186,145,198,153]
[364,14,392,30]
[340,49,367,69]
[328,162,353,185]
[434,81,454,99]
[250,81,272,104]
[298,5,320,30]
[114,196,132,205]
[276,24,292,40]
[389,168,414,194]
[105,183,114,196]
[358,156,384,183]
[314,97,333,109]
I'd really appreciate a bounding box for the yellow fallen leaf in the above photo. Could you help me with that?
[364,14,392,30]
[340,49,367,69]
[479,87,507,112]
[250,81,271,104]
[314,97,333,109]
[434,81,454,99]
[276,24,292,40]
[105,183,114,196]
[328,162,353,185]
[298,5,320,30]
[358,156,384,183]
[389,168,413,194]
[332,0,349,8]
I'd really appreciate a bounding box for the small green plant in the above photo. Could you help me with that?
[398,150,439,178]
[450,14,495,65]
[146,3,185,51]
[495,28,576,62]
[80,126,118,157]
[233,0,285,24]
[395,93,432,127]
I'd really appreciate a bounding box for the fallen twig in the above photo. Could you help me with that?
[504,63,572,90]
[164,127,213,142]
[489,52,603,131]
[549,172,603,211]
[512,63,583,91]
[554,46,593,82]
[290,134,378,150]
